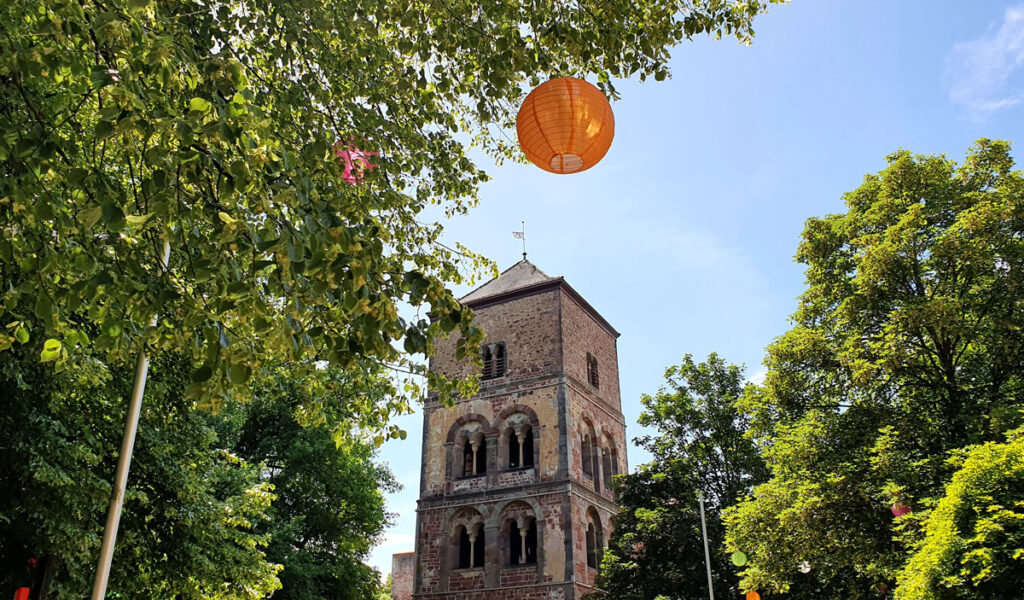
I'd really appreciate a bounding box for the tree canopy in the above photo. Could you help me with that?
[724,139,1024,599]
[1,341,397,598]
[0,349,281,598]
[222,365,398,600]
[597,354,767,600]
[0,0,783,415]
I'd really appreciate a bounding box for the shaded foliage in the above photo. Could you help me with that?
[221,366,398,600]
[724,139,1024,599]
[0,348,280,599]
[598,354,767,599]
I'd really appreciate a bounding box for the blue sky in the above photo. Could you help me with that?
[368,0,1024,575]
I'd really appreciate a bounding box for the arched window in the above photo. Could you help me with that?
[482,342,507,380]
[581,435,593,478]
[586,522,597,568]
[508,518,538,566]
[474,526,485,567]
[602,447,613,491]
[508,426,534,469]
[458,525,472,569]
[461,435,487,477]
[457,524,485,569]
[585,507,604,571]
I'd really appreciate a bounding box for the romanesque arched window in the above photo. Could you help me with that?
[458,525,472,569]
[508,425,534,469]
[508,518,538,566]
[500,500,539,568]
[456,523,485,569]
[585,507,603,570]
[602,447,613,491]
[581,434,593,478]
[482,342,507,380]
[585,522,597,569]
[459,431,487,477]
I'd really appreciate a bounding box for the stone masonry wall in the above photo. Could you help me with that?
[391,553,415,600]
[430,288,562,382]
[559,292,620,411]
[412,280,626,600]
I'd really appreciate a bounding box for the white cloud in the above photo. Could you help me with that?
[746,368,768,386]
[946,5,1024,117]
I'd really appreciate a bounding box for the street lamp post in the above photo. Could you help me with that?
[90,238,170,600]
[698,492,716,600]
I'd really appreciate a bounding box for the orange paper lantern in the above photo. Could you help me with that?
[746,592,761,600]
[516,77,614,174]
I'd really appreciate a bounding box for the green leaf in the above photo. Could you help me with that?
[191,366,213,383]
[95,120,115,140]
[34,294,53,322]
[40,338,61,362]
[189,97,212,113]
[14,327,29,344]
[101,201,125,232]
[228,363,251,384]
[126,213,154,225]
[79,205,103,229]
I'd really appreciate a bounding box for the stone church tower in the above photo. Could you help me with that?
[400,260,627,600]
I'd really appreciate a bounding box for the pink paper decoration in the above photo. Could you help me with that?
[334,140,379,184]
[890,502,910,518]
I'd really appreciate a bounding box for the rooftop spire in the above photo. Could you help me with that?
[512,220,526,260]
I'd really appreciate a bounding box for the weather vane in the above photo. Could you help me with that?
[512,221,526,260]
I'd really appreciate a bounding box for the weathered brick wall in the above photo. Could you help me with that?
[500,565,539,587]
[417,583,568,600]
[421,384,562,498]
[449,569,485,591]
[430,289,562,381]
[416,510,445,593]
[390,553,415,600]
[559,292,620,410]
[568,384,627,498]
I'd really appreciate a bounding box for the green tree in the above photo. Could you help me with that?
[0,347,281,599]
[0,0,782,415]
[222,365,398,600]
[1,341,399,599]
[897,430,1024,600]
[598,354,767,600]
[724,139,1024,598]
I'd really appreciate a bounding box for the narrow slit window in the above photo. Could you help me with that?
[463,441,474,477]
[587,353,600,388]
[586,523,597,568]
[509,431,520,469]
[510,521,522,565]
[602,449,613,491]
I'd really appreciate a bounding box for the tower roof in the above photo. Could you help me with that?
[459,259,619,338]
[460,259,556,304]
